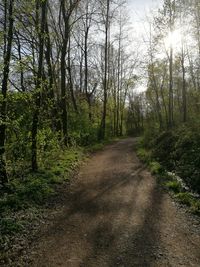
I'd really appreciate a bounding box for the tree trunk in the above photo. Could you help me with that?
[181,45,187,123]
[60,0,69,146]
[45,21,58,131]
[31,0,47,171]
[99,0,110,140]
[0,0,14,187]
[168,1,174,128]
[68,35,78,113]
[168,44,173,127]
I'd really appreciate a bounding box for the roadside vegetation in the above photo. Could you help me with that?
[133,0,200,218]
[136,128,200,216]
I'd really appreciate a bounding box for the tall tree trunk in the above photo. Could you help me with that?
[160,72,168,128]
[16,31,25,92]
[99,0,110,140]
[168,43,173,127]
[168,1,175,128]
[60,0,69,146]
[31,0,47,171]
[181,45,187,123]
[67,35,78,113]
[60,0,80,145]
[0,0,14,187]
[84,26,92,120]
[45,21,58,131]
[116,31,121,136]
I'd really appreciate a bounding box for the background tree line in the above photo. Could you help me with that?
[0,0,138,189]
[134,0,200,194]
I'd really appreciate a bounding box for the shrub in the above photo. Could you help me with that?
[137,148,152,163]
[152,131,178,170]
[149,161,163,175]
[0,218,24,234]
[0,147,84,213]
[165,180,182,193]
[175,192,194,206]
[18,178,54,204]
[191,201,200,215]
[172,128,200,193]
[150,127,200,194]
[142,124,160,148]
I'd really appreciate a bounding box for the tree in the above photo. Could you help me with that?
[0,0,15,187]
[60,0,80,146]
[99,0,110,140]
[31,0,48,171]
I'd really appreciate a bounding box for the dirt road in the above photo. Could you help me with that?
[30,138,200,267]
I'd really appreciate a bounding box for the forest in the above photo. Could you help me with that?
[0,0,139,188]
[1,0,200,265]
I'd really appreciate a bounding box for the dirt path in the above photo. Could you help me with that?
[30,138,200,267]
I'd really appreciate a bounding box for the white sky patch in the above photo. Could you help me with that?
[127,0,163,93]
[127,0,162,35]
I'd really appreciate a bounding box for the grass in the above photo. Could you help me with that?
[0,147,84,235]
[149,161,164,175]
[86,143,105,152]
[165,180,182,194]
[191,201,200,215]
[165,179,200,215]
[175,192,194,206]
[0,218,24,234]
[136,137,200,216]
[0,138,120,236]
[136,148,152,163]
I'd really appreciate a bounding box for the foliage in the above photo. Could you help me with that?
[137,148,152,163]
[0,218,24,235]
[152,130,178,170]
[137,133,200,216]
[165,180,182,194]
[190,201,200,215]
[142,124,160,149]
[0,147,84,215]
[172,127,200,193]
[148,127,200,194]
[149,161,164,175]
[175,192,194,206]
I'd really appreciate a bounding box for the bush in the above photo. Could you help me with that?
[152,131,178,170]
[149,127,200,194]
[165,180,182,193]
[0,218,24,234]
[142,124,160,148]
[0,147,84,214]
[175,192,194,206]
[137,148,152,163]
[149,161,164,175]
[18,178,54,204]
[191,200,200,215]
[172,128,200,193]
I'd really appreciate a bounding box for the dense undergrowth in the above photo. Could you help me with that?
[137,125,200,216]
[1,148,83,212]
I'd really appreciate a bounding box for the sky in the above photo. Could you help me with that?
[127,0,163,35]
[126,0,163,92]
[128,0,162,15]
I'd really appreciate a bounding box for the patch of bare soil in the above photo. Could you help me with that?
[11,139,200,266]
